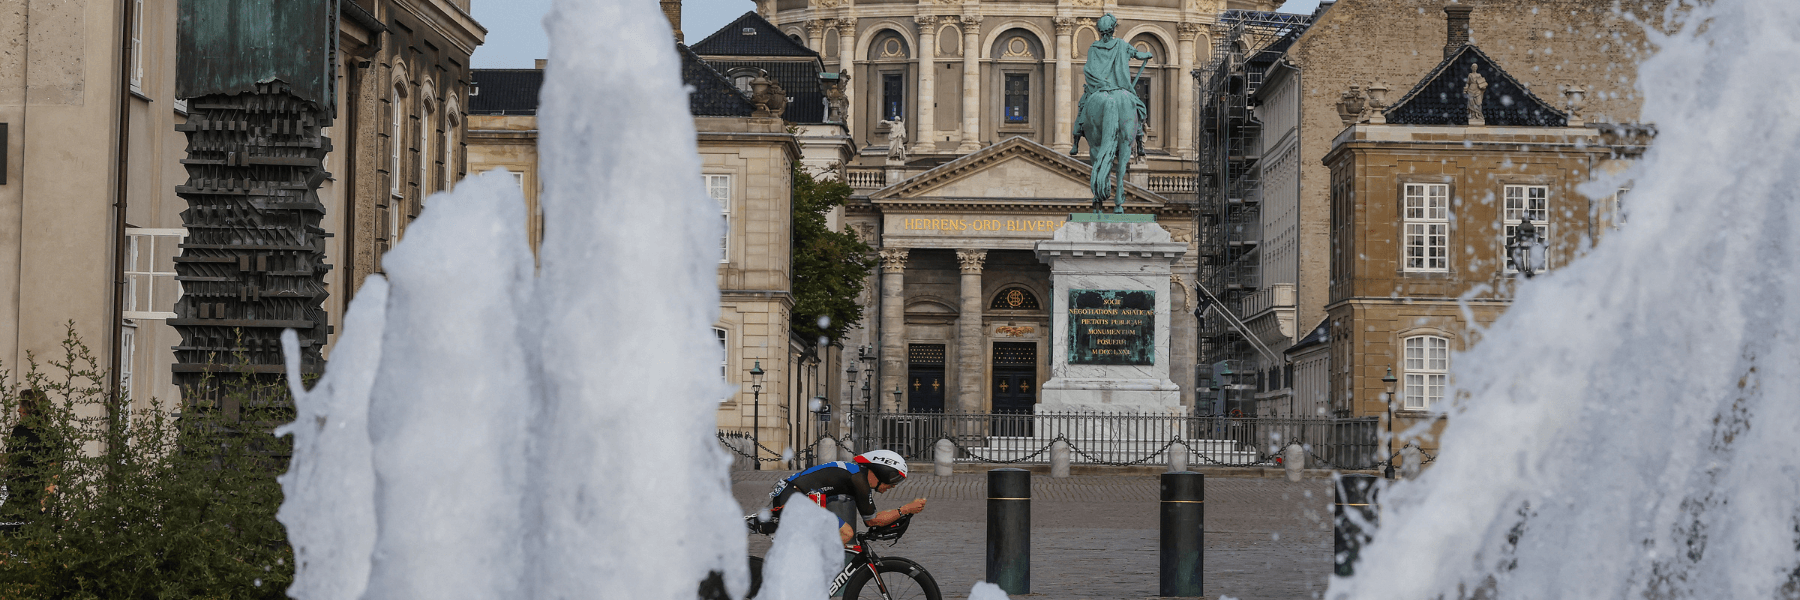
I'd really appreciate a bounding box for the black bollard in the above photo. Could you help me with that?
[1333,473,1379,576]
[987,468,1031,595]
[1159,471,1205,597]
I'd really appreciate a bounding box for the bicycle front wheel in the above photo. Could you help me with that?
[841,557,942,600]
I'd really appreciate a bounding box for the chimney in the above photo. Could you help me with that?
[1444,4,1473,59]
[535,59,547,70]
[662,0,684,43]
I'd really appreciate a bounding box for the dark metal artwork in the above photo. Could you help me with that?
[170,82,332,399]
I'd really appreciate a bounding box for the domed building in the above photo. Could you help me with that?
[739,1,1283,419]
[762,0,1275,164]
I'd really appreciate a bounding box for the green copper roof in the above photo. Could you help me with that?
[177,0,337,109]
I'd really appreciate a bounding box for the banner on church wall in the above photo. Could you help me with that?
[1066,289,1155,366]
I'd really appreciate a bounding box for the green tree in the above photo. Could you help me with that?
[0,324,294,599]
[790,165,876,342]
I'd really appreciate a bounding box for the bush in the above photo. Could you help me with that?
[0,323,293,599]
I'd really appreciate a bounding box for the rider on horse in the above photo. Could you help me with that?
[1071,14,1152,213]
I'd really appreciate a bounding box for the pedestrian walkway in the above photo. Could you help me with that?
[733,469,1335,600]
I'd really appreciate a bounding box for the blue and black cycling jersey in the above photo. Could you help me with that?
[768,460,879,522]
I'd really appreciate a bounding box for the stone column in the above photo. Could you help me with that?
[879,248,910,410]
[1176,23,1202,160]
[1053,17,1076,153]
[806,19,827,53]
[836,18,858,129]
[912,15,938,155]
[956,16,983,153]
[956,249,988,413]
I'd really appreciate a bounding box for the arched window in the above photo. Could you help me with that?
[443,104,460,191]
[1402,335,1449,410]
[419,82,436,199]
[389,72,408,197]
[989,287,1041,311]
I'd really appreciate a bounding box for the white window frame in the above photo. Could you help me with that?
[390,83,407,198]
[706,174,731,263]
[129,0,144,93]
[1402,335,1449,410]
[443,112,459,191]
[418,102,433,198]
[1403,183,1450,273]
[123,228,187,319]
[1503,185,1549,274]
[118,321,137,406]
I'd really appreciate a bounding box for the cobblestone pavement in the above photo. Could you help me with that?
[732,469,1336,600]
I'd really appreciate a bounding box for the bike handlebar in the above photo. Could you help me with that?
[859,513,915,542]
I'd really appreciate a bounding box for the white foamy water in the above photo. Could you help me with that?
[1334,1,1800,598]
[272,0,828,596]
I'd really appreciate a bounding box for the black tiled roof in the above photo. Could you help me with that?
[469,69,544,115]
[690,12,818,57]
[1284,319,1330,355]
[680,44,755,117]
[702,59,825,123]
[1384,45,1567,127]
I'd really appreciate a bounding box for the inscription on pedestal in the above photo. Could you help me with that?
[1066,289,1154,365]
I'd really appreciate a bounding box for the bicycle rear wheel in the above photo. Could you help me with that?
[841,557,941,600]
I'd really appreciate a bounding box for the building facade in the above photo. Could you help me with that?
[0,0,482,409]
[1195,0,1663,418]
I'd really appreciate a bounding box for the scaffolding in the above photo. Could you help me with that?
[1193,10,1311,414]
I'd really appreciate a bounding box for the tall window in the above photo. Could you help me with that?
[419,101,434,198]
[1004,73,1030,123]
[715,328,729,378]
[123,228,185,319]
[129,0,144,93]
[443,112,459,191]
[706,175,731,262]
[1402,335,1449,410]
[390,82,407,197]
[1135,79,1152,128]
[1403,183,1450,272]
[1503,185,1549,273]
[882,73,904,121]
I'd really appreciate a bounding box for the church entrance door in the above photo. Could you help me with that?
[991,342,1037,436]
[907,344,946,412]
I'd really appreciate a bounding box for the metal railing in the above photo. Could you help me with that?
[839,410,1381,470]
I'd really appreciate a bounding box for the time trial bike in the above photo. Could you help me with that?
[742,513,942,600]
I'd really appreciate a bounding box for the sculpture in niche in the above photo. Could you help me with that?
[882,117,908,162]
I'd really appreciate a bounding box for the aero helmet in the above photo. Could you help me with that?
[854,449,909,485]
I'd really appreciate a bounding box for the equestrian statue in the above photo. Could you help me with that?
[1070,14,1152,214]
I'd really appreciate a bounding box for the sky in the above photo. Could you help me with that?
[470,0,1326,69]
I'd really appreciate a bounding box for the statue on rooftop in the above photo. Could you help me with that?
[1465,67,1489,126]
[1070,14,1152,213]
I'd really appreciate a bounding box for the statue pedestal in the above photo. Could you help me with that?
[1033,217,1188,416]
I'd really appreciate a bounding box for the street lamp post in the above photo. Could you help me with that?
[1381,366,1398,479]
[750,361,766,470]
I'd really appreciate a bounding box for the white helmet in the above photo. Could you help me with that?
[855,449,909,484]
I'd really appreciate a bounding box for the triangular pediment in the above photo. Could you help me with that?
[870,137,1166,209]
[1385,45,1567,127]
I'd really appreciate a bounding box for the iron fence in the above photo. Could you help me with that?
[839,410,1381,470]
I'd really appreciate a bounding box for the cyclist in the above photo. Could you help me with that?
[753,449,927,545]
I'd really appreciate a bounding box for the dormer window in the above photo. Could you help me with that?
[743,27,756,35]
